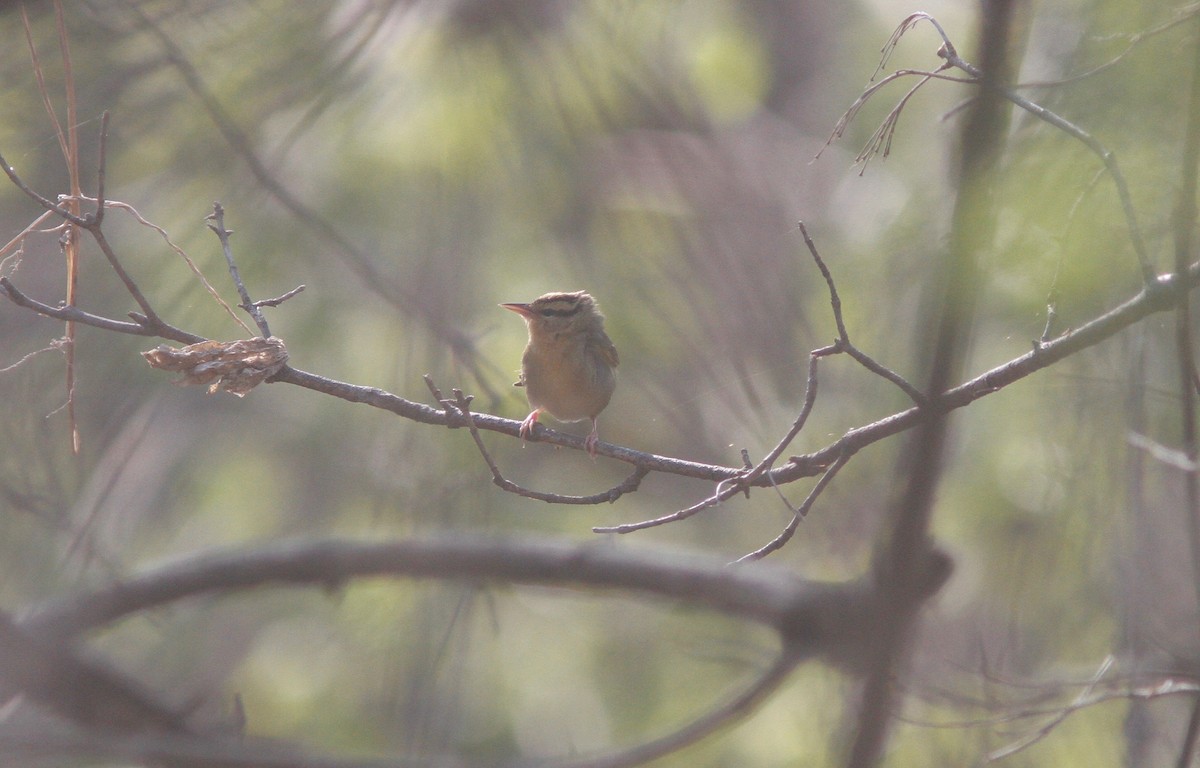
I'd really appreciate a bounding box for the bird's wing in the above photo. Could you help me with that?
[592,331,619,368]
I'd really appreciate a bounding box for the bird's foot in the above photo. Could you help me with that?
[519,410,541,443]
[585,421,600,460]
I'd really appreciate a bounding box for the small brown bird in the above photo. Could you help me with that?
[501,291,619,457]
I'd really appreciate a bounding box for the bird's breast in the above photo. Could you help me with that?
[521,340,615,422]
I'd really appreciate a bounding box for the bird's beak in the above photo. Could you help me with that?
[500,302,534,319]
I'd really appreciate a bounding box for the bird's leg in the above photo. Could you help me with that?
[585,417,600,459]
[519,409,542,442]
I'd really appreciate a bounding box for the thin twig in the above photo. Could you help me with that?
[8,54,233,348]
[0,157,87,226]
[855,70,948,171]
[85,226,163,324]
[17,4,83,452]
[818,66,973,162]
[0,338,69,373]
[830,12,1154,283]
[0,210,59,264]
[1128,433,1199,471]
[91,111,108,227]
[1015,3,1200,89]
[576,651,801,768]
[735,451,853,563]
[899,675,1200,731]
[798,222,925,404]
[0,130,163,324]
[206,202,268,337]
[737,344,834,489]
[70,195,247,332]
[20,5,67,162]
[0,277,200,342]
[591,481,744,534]
[934,37,1154,283]
[986,657,1115,762]
[424,376,650,505]
[247,284,305,309]
[46,0,83,449]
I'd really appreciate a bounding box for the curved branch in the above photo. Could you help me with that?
[21,536,866,642]
[786,267,1199,473]
[425,377,651,505]
[16,536,880,767]
[574,650,801,768]
[0,277,164,337]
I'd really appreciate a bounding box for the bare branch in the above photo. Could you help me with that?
[935,34,1154,283]
[829,12,1155,283]
[6,260,1199,494]
[206,202,268,337]
[984,657,1114,762]
[817,66,971,164]
[735,451,853,563]
[737,342,833,487]
[247,284,306,309]
[91,111,109,227]
[574,651,800,768]
[0,150,88,227]
[21,536,872,654]
[0,337,69,373]
[425,376,650,505]
[1,277,201,343]
[73,195,248,332]
[0,209,60,268]
[1016,3,1200,88]
[798,222,925,405]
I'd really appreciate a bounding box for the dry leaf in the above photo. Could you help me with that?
[142,337,288,397]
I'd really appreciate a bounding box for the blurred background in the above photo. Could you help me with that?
[0,1,1195,765]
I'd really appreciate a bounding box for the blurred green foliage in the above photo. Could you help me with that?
[1,1,1198,765]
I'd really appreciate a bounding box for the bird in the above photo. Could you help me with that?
[500,291,618,458]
